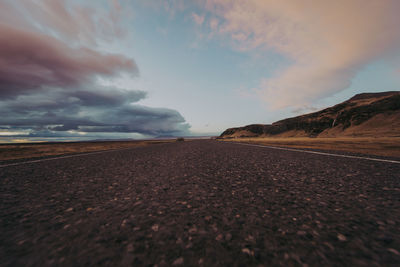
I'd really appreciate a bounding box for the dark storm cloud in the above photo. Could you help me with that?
[3,87,146,112]
[0,87,190,136]
[77,105,190,135]
[0,0,190,138]
[69,88,147,107]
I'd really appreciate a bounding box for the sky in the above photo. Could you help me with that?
[1,0,400,142]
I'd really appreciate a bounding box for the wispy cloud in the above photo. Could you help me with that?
[204,0,400,108]
[139,0,186,18]
[192,12,205,26]
[0,0,125,45]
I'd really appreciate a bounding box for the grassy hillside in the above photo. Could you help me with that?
[221,91,400,138]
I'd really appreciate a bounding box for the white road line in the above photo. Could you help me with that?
[232,142,400,164]
[0,147,136,168]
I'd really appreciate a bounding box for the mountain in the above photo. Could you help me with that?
[220,91,400,138]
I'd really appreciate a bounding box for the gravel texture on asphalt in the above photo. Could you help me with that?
[1,140,399,266]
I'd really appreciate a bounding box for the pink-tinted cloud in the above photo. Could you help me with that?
[209,18,219,31]
[0,0,136,97]
[204,0,400,108]
[0,23,137,97]
[0,0,125,45]
[192,12,205,25]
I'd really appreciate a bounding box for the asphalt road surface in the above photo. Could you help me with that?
[1,140,399,266]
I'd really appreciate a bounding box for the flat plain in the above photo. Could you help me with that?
[1,140,399,266]
[221,137,400,158]
[0,140,174,161]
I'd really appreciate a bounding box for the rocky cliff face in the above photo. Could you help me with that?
[220,91,400,138]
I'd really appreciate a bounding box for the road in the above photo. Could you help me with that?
[1,140,399,266]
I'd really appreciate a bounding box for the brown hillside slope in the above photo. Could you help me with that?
[220,91,400,138]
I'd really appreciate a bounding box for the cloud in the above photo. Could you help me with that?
[291,105,319,115]
[204,0,400,108]
[209,18,219,31]
[192,12,205,25]
[0,0,190,138]
[139,0,185,18]
[0,24,137,98]
[0,87,190,136]
[0,0,125,45]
